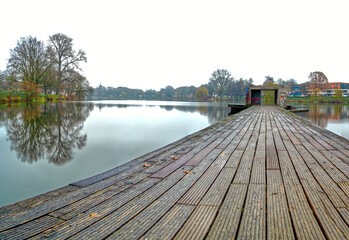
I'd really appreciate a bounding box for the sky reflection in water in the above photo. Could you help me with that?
[0,101,229,207]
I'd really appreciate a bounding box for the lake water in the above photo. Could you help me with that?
[0,100,229,207]
[293,104,349,140]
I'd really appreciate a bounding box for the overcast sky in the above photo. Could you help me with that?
[1,0,348,90]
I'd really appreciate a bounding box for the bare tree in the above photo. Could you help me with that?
[308,71,329,94]
[263,76,274,86]
[209,69,233,97]
[7,36,51,86]
[65,70,92,99]
[0,70,7,90]
[47,33,87,94]
[285,78,297,90]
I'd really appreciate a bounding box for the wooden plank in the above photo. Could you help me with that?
[331,150,349,165]
[295,145,349,208]
[256,132,266,152]
[275,120,289,140]
[266,124,279,170]
[267,170,295,239]
[236,130,253,150]
[285,130,302,145]
[225,149,244,168]
[174,206,218,240]
[278,150,326,239]
[0,174,131,232]
[185,142,219,166]
[216,129,239,149]
[69,150,223,240]
[293,117,349,151]
[301,142,349,183]
[199,168,236,206]
[311,134,336,151]
[271,120,286,151]
[0,216,63,240]
[49,172,155,220]
[267,150,279,170]
[35,167,189,240]
[237,184,266,240]
[226,114,259,184]
[338,182,349,199]
[139,204,195,240]
[150,153,194,178]
[321,151,349,179]
[284,140,349,239]
[206,184,248,239]
[302,124,347,150]
[150,124,235,179]
[178,166,222,205]
[107,166,214,240]
[338,208,349,225]
[215,130,234,149]
[0,185,78,220]
[233,149,255,184]
[250,151,266,184]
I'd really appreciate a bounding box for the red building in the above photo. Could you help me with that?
[325,82,349,96]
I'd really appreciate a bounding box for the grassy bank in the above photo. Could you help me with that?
[0,90,69,104]
[287,96,349,104]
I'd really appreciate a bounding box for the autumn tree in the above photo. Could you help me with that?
[334,89,343,99]
[7,36,51,87]
[209,69,233,98]
[47,33,87,94]
[308,71,329,95]
[312,88,321,97]
[196,87,209,101]
[21,82,41,100]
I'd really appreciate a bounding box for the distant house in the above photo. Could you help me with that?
[291,83,310,96]
[324,82,349,96]
[291,82,349,97]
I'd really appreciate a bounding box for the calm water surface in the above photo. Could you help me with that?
[293,104,349,139]
[0,100,229,207]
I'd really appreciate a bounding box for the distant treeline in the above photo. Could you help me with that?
[93,69,256,102]
[93,85,198,101]
[93,84,245,102]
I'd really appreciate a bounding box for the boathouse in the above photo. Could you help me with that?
[246,86,288,107]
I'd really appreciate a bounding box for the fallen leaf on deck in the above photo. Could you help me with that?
[89,213,101,218]
[144,164,151,167]
[184,171,194,174]
[170,155,179,160]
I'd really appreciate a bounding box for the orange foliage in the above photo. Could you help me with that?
[21,82,41,95]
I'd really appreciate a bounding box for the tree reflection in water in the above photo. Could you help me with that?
[307,104,347,128]
[2,102,94,165]
[95,103,230,125]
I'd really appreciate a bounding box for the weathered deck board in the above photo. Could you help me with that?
[139,204,196,240]
[278,150,326,239]
[237,184,266,240]
[267,170,295,239]
[1,106,349,240]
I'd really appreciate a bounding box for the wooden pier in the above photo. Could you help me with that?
[1,106,349,239]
